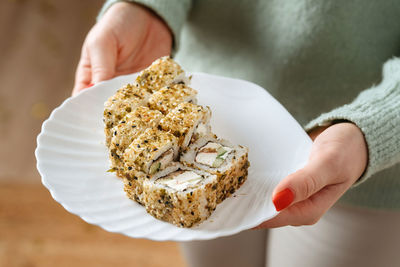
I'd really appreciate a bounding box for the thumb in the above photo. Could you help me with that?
[272,158,333,211]
[87,34,117,84]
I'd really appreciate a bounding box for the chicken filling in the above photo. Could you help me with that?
[195,142,232,168]
[149,149,174,174]
[190,122,208,144]
[156,170,203,191]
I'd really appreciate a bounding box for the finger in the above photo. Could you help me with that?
[72,53,92,96]
[87,34,117,84]
[272,149,342,212]
[256,182,347,228]
[271,164,326,211]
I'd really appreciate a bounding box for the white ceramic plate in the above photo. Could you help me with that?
[35,72,312,241]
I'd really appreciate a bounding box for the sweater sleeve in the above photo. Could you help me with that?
[98,0,193,52]
[305,57,400,185]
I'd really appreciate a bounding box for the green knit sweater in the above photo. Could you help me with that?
[100,0,400,210]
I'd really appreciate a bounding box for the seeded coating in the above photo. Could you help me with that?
[123,127,178,174]
[104,56,249,228]
[109,107,164,172]
[135,56,187,93]
[159,102,211,148]
[148,83,198,114]
[104,84,151,146]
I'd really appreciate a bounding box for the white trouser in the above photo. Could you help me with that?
[179,204,400,267]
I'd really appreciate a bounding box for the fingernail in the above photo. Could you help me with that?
[273,188,294,212]
[85,83,94,88]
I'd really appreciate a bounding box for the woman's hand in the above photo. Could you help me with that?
[257,122,368,228]
[72,2,172,95]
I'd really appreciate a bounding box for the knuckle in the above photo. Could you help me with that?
[91,67,113,80]
[300,170,318,199]
[86,37,102,50]
[86,30,108,48]
[86,31,98,46]
[319,146,343,171]
[91,65,110,74]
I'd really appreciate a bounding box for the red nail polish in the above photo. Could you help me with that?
[85,83,94,88]
[273,188,294,211]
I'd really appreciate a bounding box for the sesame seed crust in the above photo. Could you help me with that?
[123,127,178,173]
[104,56,249,228]
[135,56,186,93]
[104,84,151,145]
[109,107,164,172]
[148,84,198,114]
[159,102,211,147]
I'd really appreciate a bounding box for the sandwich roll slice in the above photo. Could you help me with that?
[104,84,151,146]
[159,102,212,150]
[148,83,198,115]
[123,127,179,176]
[123,160,185,206]
[135,56,190,93]
[138,163,219,228]
[108,107,163,176]
[181,139,249,203]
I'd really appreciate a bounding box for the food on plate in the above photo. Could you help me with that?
[181,138,249,203]
[135,56,190,93]
[148,83,197,115]
[104,56,190,146]
[104,56,249,227]
[141,163,218,228]
[109,107,163,176]
[159,102,211,150]
[123,127,179,175]
[104,84,151,146]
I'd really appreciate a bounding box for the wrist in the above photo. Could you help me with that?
[307,119,352,141]
[307,122,368,184]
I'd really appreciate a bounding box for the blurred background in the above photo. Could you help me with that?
[0,0,186,266]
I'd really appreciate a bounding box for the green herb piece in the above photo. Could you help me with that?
[216,147,227,158]
[149,162,161,175]
[212,157,224,168]
[107,168,116,173]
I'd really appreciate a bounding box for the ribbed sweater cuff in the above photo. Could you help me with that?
[305,58,400,185]
[98,0,192,54]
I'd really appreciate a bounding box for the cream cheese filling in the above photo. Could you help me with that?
[195,122,208,136]
[195,142,232,168]
[156,170,203,191]
[149,149,174,174]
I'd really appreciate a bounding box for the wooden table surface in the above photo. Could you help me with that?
[0,1,186,266]
[0,183,186,267]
